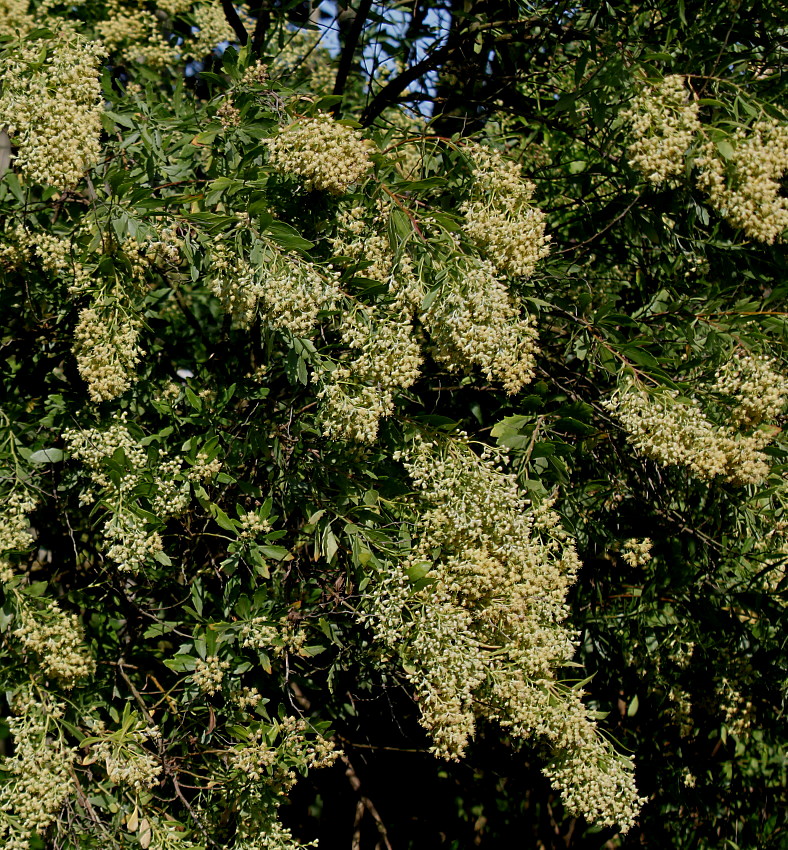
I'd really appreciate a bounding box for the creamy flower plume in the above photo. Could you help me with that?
[621,74,700,184]
[0,695,76,850]
[13,594,94,685]
[364,436,644,831]
[319,311,423,442]
[73,305,144,402]
[0,34,105,188]
[696,119,788,243]
[604,377,782,486]
[460,142,551,277]
[0,492,37,553]
[267,113,375,194]
[422,259,538,394]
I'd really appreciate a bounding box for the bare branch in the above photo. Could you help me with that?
[220,0,249,46]
[332,0,375,117]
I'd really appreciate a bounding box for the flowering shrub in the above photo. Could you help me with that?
[0,2,787,849]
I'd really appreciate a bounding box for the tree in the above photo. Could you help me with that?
[0,1,787,848]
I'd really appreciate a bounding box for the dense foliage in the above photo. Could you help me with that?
[0,1,787,848]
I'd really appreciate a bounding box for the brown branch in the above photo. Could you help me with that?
[332,0,375,116]
[341,754,394,850]
[70,764,113,837]
[117,658,158,730]
[171,771,221,848]
[361,41,452,126]
[337,734,427,754]
[251,1,270,57]
[220,0,249,46]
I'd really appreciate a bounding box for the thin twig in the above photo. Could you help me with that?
[341,754,394,850]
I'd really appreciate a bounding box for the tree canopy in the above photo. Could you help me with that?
[0,1,787,848]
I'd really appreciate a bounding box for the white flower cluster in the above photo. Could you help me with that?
[192,655,230,695]
[229,716,338,792]
[318,311,423,442]
[12,593,95,685]
[151,456,191,517]
[667,687,694,738]
[216,97,242,129]
[229,731,279,781]
[101,744,162,790]
[66,423,203,553]
[0,222,31,270]
[256,254,340,337]
[84,720,162,791]
[0,491,37,553]
[96,1,178,67]
[0,697,76,850]
[622,538,653,567]
[98,0,234,68]
[155,0,194,15]
[696,119,788,243]
[242,60,269,86]
[267,113,375,194]
[332,205,423,312]
[0,558,15,583]
[367,566,485,759]
[208,246,259,327]
[210,244,338,336]
[713,352,788,427]
[0,0,34,38]
[232,686,263,710]
[0,226,90,289]
[238,510,272,539]
[73,305,144,402]
[64,421,167,572]
[489,674,646,831]
[543,737,643,833]
[64,419,147,486]
[460,143,551,278]
[145,223,183,268]
[188,449,223,482]
[365,436,644,830]
[234,818,318,850]
[104,510,165,572]
[0,33,105,187]
[717,677,755,738]
[239,616,307,657]
[605,380,775,486]
[422,260,538,394]
[621,75,700,184]
[186,2,236,59]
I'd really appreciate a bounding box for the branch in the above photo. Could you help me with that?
[361,41,452,126]
[361,15,592,128]
[341,754,394,850]
[220,0,249,46]
[251,1,270,57]
[332,0,375,116]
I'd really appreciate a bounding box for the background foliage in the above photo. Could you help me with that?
[1,0,787,848]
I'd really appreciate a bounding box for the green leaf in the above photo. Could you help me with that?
[491,415,528,439]
[716,140,735,160]
[406,560,432,581]
[259,545,290,561]
[164,655,196,673]
[211,505,237,532]
[143,622,178,639]
[28,448,64,464]
[264,221,314,252]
